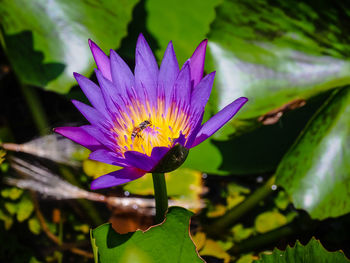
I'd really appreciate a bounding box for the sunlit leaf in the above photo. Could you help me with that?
[28,217,41,235]
[146,0,221,65]
[0,208,13,230]
[16,195,34,222]
[207,0,350,120]
[255,211,288,234]
[276,87,350,219]
[199,239,231,263]
[254,238,350,263]
[92,207,203,263]
[0,0,138,93]
[1,187,23,200]
[232,224,254,242]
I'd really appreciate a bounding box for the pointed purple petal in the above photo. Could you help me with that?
[73,72,107,116]
[53,126,102,151]
[150,146,169,163]
[88,39,112,81]
[90,167,145,190]
[71,100,108,127]
[81,125,116,151]
[185,112,203,148]
[89,149,129,167]
[190,39,208,87]
[124,151,156,171]
[174,61,191,106]
[191,97,248,148]
[95,69,127,117]
[135,34,158,106]
[110,49,134,98]
[158,41,179,107]
[190,71,216,114]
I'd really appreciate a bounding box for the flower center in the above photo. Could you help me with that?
[111,98,191,156]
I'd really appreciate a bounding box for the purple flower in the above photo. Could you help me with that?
[54,34,247,190]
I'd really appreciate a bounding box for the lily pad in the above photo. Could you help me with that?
[91,207,203,263]
[276,87,350,219]
[0,0,138,93]
[145,0,221,65]
[207,0,350,120]
[254,238,350,263]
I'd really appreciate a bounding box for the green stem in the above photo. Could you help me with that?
[20,84,49,135]
[152,173,168,224]
[206,175,276,237]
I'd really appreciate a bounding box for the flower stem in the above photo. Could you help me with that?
[152,172,168,224]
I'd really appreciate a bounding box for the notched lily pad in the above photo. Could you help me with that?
[254,237,350,263]
[91,207,203,263]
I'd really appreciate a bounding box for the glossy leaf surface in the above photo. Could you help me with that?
[0,0,138,93]
[276,87,350,219]
[91,207,203,263]
[207,0,350,119]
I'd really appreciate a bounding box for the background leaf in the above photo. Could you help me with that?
[207,0,350,120]
[0,0,138,93]
[145,0,221,65]
[92,207,203,263]
[254,238,350,263]
[276,87,350,220]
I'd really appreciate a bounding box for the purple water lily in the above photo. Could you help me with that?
[54,34,247,190]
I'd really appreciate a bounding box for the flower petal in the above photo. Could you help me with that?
[95,69,127,118]
[90,167,146,190]
[124,151,156,171]
[190,39,208,87]
[73,72,107,116]
[89,149,129,167]
[158,41,179,107]
[190,97,248,148]
[81,125,116,151]
[173,61,191,106]
[71,100,109,128]
[190,71,216,114]
[110,49,134,98]
[53,126,102,151]
[150,146,170,163]
[88,39,112,81]
[135,33,158,106]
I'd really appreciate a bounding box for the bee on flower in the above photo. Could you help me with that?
[54,34,247,190]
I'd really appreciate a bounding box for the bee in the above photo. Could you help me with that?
[131,120,152,139]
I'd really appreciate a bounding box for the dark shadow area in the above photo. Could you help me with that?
[212,90,333,175]
[1,29,65,86]
[117,0,160,65]
[107,225,134,248]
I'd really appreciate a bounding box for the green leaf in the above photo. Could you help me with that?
[0,0,138,93]
[28,217,41,235]
[0,208,13,230]
[92,207,203,263]
[254,238,350,263]
[276,87,350,219]
[183,92,328,175]
[146,0,221,65]
[207,0,350,120]
[1,187,23,200]
[255,211,287,234]
[17,195,34,222]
